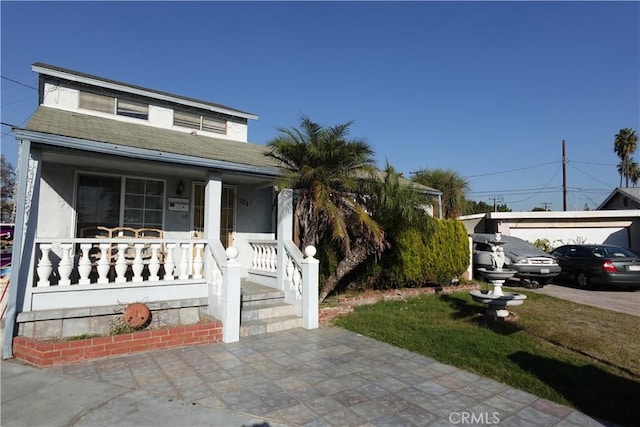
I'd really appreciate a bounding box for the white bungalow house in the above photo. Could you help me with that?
[3,63,322,358]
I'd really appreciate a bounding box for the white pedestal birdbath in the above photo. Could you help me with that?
[470,233,527,319]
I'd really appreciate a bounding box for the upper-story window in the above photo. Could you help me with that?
[79,90,149,120]
[174,110,226,134]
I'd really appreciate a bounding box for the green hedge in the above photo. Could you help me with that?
[385,219,469,285]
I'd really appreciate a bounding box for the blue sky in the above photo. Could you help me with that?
[1,1,638,212]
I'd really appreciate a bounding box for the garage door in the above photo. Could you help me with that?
[509,227,630,248]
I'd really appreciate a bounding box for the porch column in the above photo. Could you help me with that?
[203,172,222,241]
[276,189,293,292]
[3,142,41,359]
[204,171,223,320]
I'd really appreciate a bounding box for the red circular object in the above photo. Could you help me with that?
[123,303,150,328]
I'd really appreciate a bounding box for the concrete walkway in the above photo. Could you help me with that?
[521,284,640,317]
[2,328,606,426]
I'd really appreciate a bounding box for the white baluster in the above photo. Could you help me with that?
[260,244,267,271]
[251,243,258,270]
[114,243,128,283]
[97,243,111,284]
[163,243,176,280]
[58,244,73,286]
[36,244,53,287]
[254,244,262,271]
[148,244,160,281]
[78,244,92,285]
[132,244,144,282]
[269,245,277,272]
[286,255,294,282]
[192,243,204,279]
[178,243,190,280]
[293,265,302,298]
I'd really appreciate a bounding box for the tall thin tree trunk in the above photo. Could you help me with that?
[318,245,374,303]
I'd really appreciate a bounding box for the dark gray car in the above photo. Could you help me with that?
[471,233,561,286]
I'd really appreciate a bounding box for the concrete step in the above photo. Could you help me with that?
[240,315,304,337]
[240,280,302,337]
[241,281,285,306]
[241,301,296,322]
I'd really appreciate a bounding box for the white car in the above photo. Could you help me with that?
[471,233,561,287]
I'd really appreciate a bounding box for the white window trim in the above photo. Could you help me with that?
[73,171,166,234]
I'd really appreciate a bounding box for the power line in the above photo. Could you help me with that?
[463,161,559,178]
[570,160,617,167]
[568,162,613,188]
[1,76,37,91]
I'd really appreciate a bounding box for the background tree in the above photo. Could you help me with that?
[411,168,469,219]
[466,200,511,214]
[265,116,385,302]
[1,155,16,223]
[613,128,638,187]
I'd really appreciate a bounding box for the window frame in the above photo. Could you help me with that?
[74,171,166,237]
[173,109,227,135]
[78,90,149,121]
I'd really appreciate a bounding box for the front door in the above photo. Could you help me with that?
[192,182,236,248]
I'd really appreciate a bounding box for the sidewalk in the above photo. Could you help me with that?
[2,328,606,426]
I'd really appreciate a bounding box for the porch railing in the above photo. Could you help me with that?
[248,239,319,329]
[34,238,209,287]
[29,237,317,338]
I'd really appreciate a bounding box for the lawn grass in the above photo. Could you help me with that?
[333,290,640,426]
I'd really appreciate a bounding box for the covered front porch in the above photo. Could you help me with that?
[3,130,319,359]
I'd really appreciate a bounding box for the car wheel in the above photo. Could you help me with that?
[538,278,553,286]
[576,272,591,289]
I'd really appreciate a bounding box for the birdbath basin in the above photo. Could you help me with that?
[470,233,527,318]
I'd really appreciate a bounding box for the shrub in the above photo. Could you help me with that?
[384,219,469,286]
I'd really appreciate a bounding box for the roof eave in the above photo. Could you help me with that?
[32,63,259,121]
[13,128,280,177]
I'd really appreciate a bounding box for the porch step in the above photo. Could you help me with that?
[240,315,304,337]
[241,301,296,322]
[240,281,302,337]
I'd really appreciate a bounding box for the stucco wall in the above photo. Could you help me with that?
[38,163,75,238]
[235,184,274,234]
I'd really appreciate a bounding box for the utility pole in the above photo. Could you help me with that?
[541,202,552,211]
[489,195,503,212]
[562,140,567,211]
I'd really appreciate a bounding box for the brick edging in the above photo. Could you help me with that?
[13,320,223,367]
[319,284,479,325]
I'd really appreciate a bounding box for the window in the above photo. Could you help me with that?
[117,99,149,120]
[174,109,227,134]
[123,178,163,229]
[174,110,201,130]
[79,91,114,114]
[76,174,164,236]
[79,91,148,120]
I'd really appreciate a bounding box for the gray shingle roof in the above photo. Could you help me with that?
[21,106,440,195]
[24,107,279,169]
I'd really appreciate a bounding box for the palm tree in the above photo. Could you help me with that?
[411,168,469,219]
[613,128,638,187]
[265,116,385,302]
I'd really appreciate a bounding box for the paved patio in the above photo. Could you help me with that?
[44,327,603,426]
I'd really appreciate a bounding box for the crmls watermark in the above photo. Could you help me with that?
[448,411,501,425]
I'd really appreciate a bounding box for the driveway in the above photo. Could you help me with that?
[515,283,640,317]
